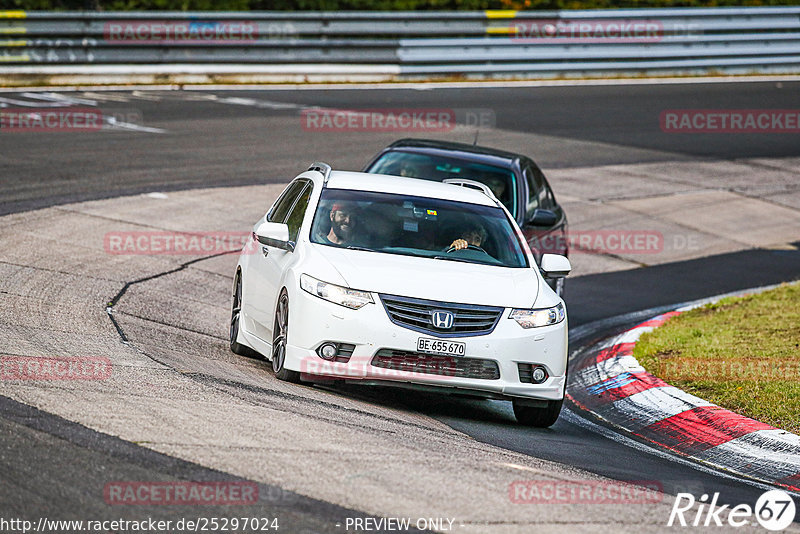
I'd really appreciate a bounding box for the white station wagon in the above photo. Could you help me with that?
[230,163,571,427]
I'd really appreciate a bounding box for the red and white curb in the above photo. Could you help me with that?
[568,310,800,494]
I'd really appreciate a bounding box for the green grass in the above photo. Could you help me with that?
[633,282,800,434]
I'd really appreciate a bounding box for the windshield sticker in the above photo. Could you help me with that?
[403,220,419,232]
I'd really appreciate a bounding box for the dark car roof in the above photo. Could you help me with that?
[385,138,523,167]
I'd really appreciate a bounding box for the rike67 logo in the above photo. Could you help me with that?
[668,490,796,531]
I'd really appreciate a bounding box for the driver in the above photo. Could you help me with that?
[321,202,358,245]
[399,163,419,178]
[448,222,488,251]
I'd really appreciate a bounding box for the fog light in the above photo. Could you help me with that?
[319,343,338,360]
[532,366,548,383]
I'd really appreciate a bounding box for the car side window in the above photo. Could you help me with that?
[535,169,551,210]
[284,182,313,242]
[268,180,306,223]
[523,165,542,220]
[542,181,556,210]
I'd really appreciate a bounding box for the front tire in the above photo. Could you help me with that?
[230,272,260,358]
[513,399,563,427]
[272,290,302,383]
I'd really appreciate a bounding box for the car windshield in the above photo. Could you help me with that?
[310,189,529,268]
[366,151,517,215]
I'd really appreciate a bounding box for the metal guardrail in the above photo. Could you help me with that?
[1,8,799,76]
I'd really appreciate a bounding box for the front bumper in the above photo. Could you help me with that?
[284,287,568,402]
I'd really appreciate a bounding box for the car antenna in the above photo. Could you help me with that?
[472,129,480,146]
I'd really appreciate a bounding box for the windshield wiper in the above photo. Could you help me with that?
[345,245,374,252]
[432,255,484,265]
[387,249,429,259]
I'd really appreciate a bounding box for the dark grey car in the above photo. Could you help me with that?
[364,138,569,295]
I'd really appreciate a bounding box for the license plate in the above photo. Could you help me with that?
[417,338,466,357]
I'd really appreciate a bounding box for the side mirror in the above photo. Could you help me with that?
[255,221,294,252]
[540,254,571,279]
[527,208,557,227]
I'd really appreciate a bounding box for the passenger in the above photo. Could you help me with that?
[399,163,420,178]
[363,210,396,248]
[483,175,507,202]
[479,175,512,210]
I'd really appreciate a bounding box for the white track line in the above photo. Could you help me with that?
[21,92,97,106]
[103,116,166,133]
[0,95,68,107]
[80,91,131,103]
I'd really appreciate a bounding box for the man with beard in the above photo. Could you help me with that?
[323,202,358,245]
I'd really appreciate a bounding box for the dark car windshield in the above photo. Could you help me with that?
[366,151,517,215]
[310,189,529,268]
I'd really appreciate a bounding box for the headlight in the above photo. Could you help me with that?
[509,302,565,328]
[300,274,373,310]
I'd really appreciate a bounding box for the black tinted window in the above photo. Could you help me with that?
[285,183,313,241]
[525,164,554,218]
[268,180,307,223]
[524,166,543,219]
[542,182,556,209]
[367,151,516,214]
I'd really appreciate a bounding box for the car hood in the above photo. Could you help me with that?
[309,244,539,309]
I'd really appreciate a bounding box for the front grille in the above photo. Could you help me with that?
[379,294,503,337]
[371,349,500,380]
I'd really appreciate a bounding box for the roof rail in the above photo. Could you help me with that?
[307,161,332,185]
[443,178,499,202]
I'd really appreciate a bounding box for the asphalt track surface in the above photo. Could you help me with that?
[0,396,379,534]
[1,81,799,530]
[3,80,799,215]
